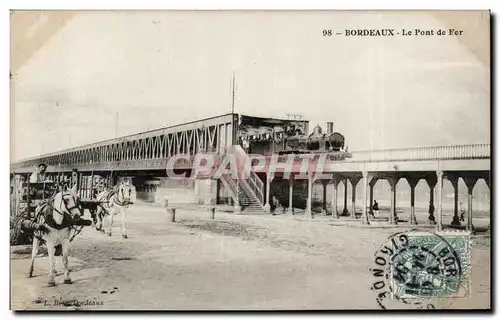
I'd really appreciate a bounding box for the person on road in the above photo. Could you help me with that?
[428,202,436,224]
[459,201,466,222]
[372,200,379,218]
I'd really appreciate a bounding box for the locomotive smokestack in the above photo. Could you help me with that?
[326,122,334,134]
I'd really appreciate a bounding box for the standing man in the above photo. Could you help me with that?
[14,164,49,237]
[428,202,436,225]
[459,201,466,222]
[29,163,53,201]
[372,200,379,218]
[29,163,49,183]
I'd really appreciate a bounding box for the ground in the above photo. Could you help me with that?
[10,203,490,310]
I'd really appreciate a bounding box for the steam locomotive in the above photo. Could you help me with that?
[278,123,352,159]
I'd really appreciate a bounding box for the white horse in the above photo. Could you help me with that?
[93,181,132,238]
[28,185,84,287]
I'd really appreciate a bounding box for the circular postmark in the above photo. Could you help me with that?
[370,229,466,309]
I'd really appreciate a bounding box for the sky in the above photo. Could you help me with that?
[10,11,490,161]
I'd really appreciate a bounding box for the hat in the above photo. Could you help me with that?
[38,163,47,168]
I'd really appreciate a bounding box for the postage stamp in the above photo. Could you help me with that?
[10,9,489,311]
[370,229,471,309]
[390,230,471,300]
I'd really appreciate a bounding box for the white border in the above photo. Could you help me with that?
[2,0,499,10]
[3,1,498,319]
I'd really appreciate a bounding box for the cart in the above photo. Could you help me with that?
[10,179,58,245]
[10,177,95,245]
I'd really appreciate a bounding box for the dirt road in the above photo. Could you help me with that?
[10,204,490,310]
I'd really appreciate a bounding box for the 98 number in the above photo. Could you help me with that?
[322,30,333,36]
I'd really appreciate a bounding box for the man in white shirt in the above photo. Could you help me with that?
[29,163,49,183]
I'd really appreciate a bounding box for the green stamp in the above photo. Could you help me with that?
[390,230,471,299]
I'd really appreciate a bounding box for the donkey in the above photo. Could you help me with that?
[27,185,84,287]
[93,181,132,239]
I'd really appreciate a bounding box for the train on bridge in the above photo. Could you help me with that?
[279,123,350,159]
[238,116,351,160]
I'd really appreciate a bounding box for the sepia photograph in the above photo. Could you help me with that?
[9,9,491,311]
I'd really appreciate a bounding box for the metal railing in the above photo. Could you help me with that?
[220,173,238,200]
[348,144,490,162]
[248,171,264,204]
[232,145,265,206]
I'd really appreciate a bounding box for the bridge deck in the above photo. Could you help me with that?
[11,113,238,172]
[10,143,490,174]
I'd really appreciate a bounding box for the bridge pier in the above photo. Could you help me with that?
[463,176,478,232]
[349,177,360,219]
[331,176,339,219]
[361,172,370,225]
[194,179,218,205]
[287,177,294,215]
[407,177,420,225]
[263,173,274,213]
[342,177,349,216]
[436,171,444,231]
[368,178,377,216]
[426,176,437,225]
[306,174,314,219]
[322,180,328,215]
[388,177,400,224]
[216,179,221,205]
[448,174,461,227]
